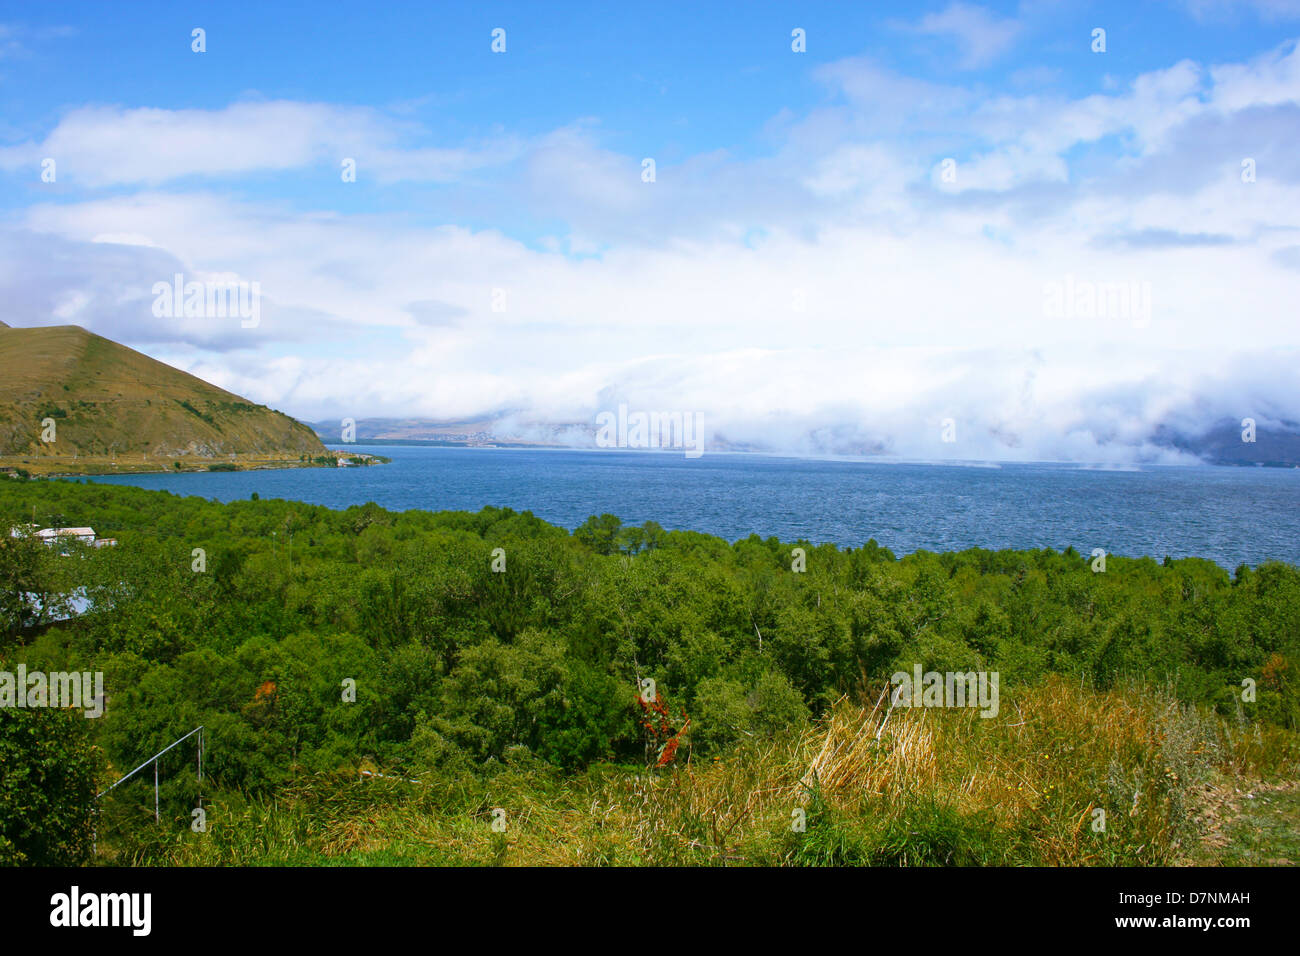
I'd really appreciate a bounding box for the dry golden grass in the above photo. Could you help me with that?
[124,678,1300,867]
[0,323,325,460]
[588,676,1299,866]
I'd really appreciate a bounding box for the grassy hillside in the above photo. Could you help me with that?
[0,324,326,470]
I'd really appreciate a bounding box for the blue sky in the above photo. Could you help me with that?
[1,1,1299,460]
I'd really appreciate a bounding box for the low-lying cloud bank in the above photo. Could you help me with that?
[2,33,1298,464]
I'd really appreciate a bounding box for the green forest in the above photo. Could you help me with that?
[2,478,1298,866]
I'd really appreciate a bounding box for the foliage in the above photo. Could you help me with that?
[0,705,100,865]
[0,479,1297,865]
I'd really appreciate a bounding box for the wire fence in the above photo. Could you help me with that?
[93,725,204,853]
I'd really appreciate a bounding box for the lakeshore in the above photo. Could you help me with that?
[0,449,389,478]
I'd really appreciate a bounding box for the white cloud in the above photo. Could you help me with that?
[901,3,1023,69]
[0,101,523,186]
[3,38,1300,461]
[1209,37,1300,109]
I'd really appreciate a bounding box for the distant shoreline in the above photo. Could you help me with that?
[11,442,1300,479]
[316,440,1300,469]
[0,449,389,479]
[321,437,559,449]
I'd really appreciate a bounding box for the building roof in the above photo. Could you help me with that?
[36,527,95,538]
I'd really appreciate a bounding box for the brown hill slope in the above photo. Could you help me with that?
[0,324,326,463]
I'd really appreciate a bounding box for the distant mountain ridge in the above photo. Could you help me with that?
[1152,419,1300,468]
[309,416,511,446]
[0,323,327,466]
[311,414,1300,466]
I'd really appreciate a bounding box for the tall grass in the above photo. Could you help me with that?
[618,676,1300,866]
[115,677,1299,867]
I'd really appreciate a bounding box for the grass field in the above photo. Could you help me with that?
[103,678,1300,867]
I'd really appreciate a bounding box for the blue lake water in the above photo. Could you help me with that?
[83,446,1300,568]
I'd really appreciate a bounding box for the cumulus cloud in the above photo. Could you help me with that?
[2,37,1299,463]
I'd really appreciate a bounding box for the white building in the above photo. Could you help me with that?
[8,526,114,549]
[35,527,97,546]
